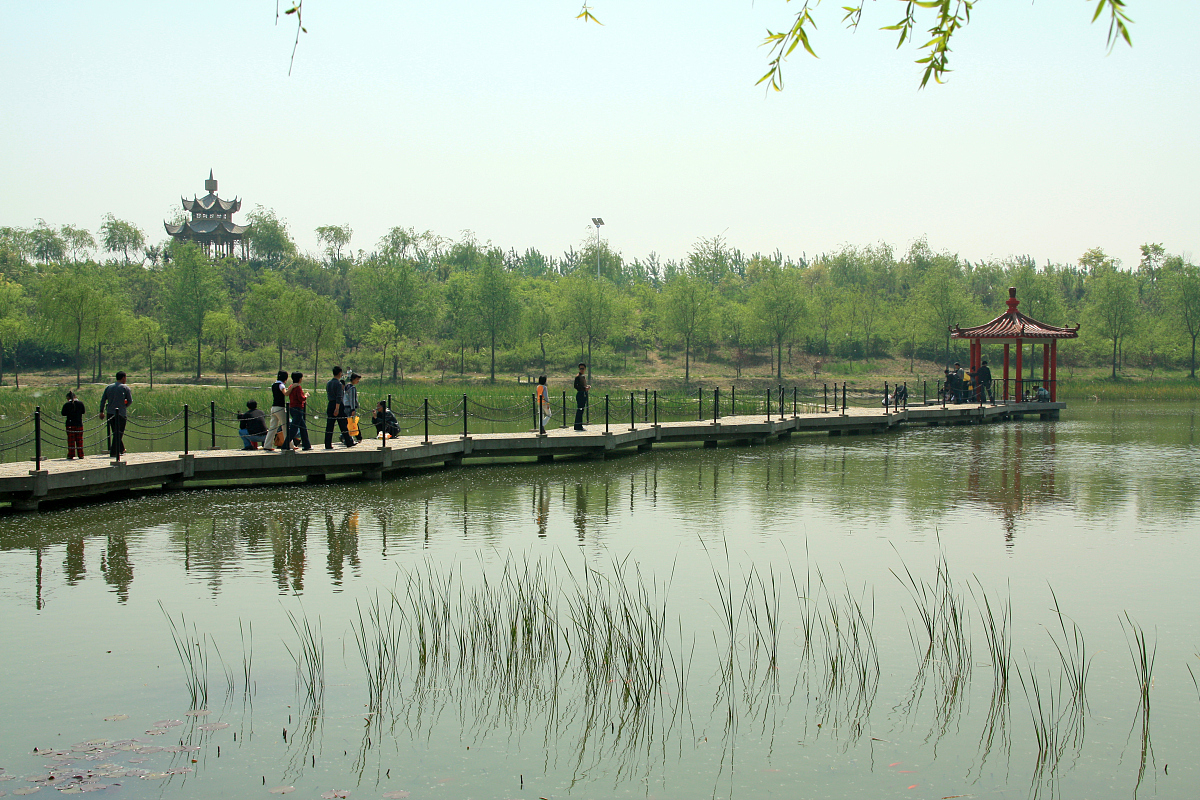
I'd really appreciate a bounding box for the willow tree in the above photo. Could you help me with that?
[164,242,226,379]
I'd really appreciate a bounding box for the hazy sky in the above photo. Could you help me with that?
[3,1,1196,270]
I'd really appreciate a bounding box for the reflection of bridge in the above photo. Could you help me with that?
[0,402,1064,511]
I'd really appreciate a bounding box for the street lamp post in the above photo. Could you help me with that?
[591,217,604,278]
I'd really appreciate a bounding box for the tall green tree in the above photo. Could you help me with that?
[315,223,353,265]
[660,272,714,384]
[39,264,102,387]
[917,262,972,362]
[1164,257,1200,378]
[131,316,164,389]
[1087,268,1139,378]
[164,243,226,379]
[99,214,145,264]
[245,206,297,267]
[471,256,520,382]
[204,310,243,388]
[749,263,804,380]
[556,274,617,383]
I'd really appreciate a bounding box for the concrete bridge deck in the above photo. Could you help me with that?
[0,402,1064,511]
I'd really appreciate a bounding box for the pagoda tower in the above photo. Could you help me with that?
[164,170,249,258]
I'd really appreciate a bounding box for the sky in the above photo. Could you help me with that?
[2,1,1197,271]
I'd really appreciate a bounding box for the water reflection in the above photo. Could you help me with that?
[3,404,1200,604]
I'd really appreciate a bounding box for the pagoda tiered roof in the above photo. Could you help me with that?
[182,193,241,215]
[164,219,248,237]
[951,288,1079,341]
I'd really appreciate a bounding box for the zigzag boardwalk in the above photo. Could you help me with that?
[0,402,1063,511]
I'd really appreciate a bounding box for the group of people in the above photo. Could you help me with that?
[237,367,364,452]
[237,366,404,451]
[57,372,133,460]
[534,363,592,432]
[943,360,995,404]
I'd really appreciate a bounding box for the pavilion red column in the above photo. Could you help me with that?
[1015,339,1023,402]
[1050,340,1058,401]
[1003,343,1010,402]
[1042,343,1049,390]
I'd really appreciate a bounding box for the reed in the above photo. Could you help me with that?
[160,603,210,709]
[1046,586,1090,714]
[284,606,326,710]
[239,618,254,697]
[1119,612,1156,713]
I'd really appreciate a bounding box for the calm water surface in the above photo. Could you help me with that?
[1,401,1198,799]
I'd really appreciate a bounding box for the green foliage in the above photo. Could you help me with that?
[245,206,297,266]
[99,213,145,264]
[164,242,227,379]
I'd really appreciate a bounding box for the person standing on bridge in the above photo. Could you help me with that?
[978,359,994,404]
[61,390,86,459]
[98,371,132,460]
[262,370,289,451]
[573,363,589,431]
[536,375,552,433]
[324,366,355,449]
[283,371,311,451]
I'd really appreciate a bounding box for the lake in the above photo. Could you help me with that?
[1,400,1197,799]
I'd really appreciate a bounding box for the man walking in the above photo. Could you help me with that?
[324,366,355,448]
[262,370,289,451]
[98,371,132,460]
[573,363,589,431]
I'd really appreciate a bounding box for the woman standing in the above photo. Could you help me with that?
[283,371,311,451]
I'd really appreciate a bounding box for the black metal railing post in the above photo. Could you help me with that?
[630,392,636,431]
[731,386,736,417]
[903,382,908,410]
[698,388,703,421]
[824,384,828,413]
[766,388,771,421]
[793,386,798,417]
[183,404,189,454]
[778,386,784,418]
[653,390,658,426]
[713,388,719,423]
[34,406,41,471]
[210,401,216,449]
[605,395,610,433]
[424,398,430,444]
[885,382,890,413]
[923,381,927,405]
[462,394,468,438]
[842,383,848,416]
[562,390,567,429]
[644,388,649,422]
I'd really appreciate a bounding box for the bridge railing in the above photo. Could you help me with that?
[0,381,937,465]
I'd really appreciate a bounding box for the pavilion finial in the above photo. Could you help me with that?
[1006,286,1019,313]
[205,170,217,195]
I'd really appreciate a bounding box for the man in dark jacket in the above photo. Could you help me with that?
[978,359,994,404]
[98,371,132,460]
[238,400,268,450]
[324,366,355,448]
[573,363,589,431]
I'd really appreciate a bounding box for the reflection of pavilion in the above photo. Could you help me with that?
[965,422,1059,545]
[952,287,1079,402]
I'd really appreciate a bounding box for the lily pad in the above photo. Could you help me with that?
[151,721,182,729]
[196,722,229,732]
[268,787,295,795]
[102,716,128,723]
[320,791,350,799]
[184,710,211,717]
[11,788,39,796]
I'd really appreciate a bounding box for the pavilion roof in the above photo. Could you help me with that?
[950,287,1079,341]
[182,193,241,214]
[164,219,248,238]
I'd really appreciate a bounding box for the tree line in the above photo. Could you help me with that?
[1,211,1197,388]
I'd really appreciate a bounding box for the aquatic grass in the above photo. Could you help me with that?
[1046,586,1091,715]
[239,618,254,698]
[284,606,326,710]
[1119,612,1156,713]
[160,603,209,709]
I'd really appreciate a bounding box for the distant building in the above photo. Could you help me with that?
[164,170,249,258]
